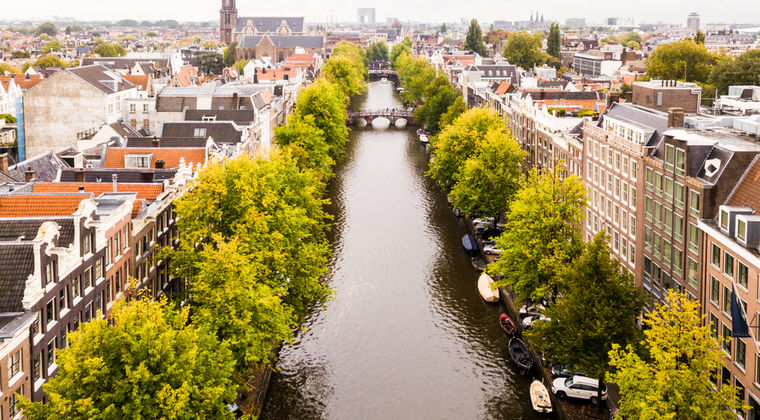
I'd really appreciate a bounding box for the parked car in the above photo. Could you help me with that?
[522,314,550,329]
[519,304,545,318]
[483,243,503,255]
[552,375,608,405]
[551,364,586,379]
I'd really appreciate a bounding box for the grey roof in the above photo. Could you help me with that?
[235,16,304,33]
[183,109,256,125]
[600,102,669,148]
[0,171,16,183]
[110,120,142,138]
[126,137,209,148]
[0,218,75,246]
[67,65,136,94]
[238,35,324,50]
[59,168,177,183]
[80,57,171,75]
[522,90,602,101]
[8,152,68,183]
[156,85,272,112]
[158,121,244,143]
[0,242,35,312]
[466,64,518,79]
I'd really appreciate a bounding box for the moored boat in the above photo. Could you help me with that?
[478,273,499,302]
[508,338,534,373]
[499,314,517,337]
[419,134,429,144]
[471,257,487,271]
[530,380,553,414]
[462,233,478,254]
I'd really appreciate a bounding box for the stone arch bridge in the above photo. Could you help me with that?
[347,109,415,126]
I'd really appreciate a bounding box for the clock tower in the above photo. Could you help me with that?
[220,0,238,45]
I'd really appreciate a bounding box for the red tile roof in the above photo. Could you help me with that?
[33,183,164,200]
[0,194,89,217]
[122,75,149,92]
[257,67,297,81]
[103,148,207,169]
[727,158,760,214]
[0,74,44,90]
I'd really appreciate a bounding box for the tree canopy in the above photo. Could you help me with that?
[503,31,548,70]
[20,296,236,419]
[413,74,459,134]
[35,22,57,36]
[28,55,70,69]
[41,40,63,54]
[390,38,412,68]
[275,112,334,179]
[489,163,587,302]
[464,19,486,56]
[322,55,367,98]
[366,41,389,63]
[0,63,21,74]
[394,53,436,103]
[94,43,127,57]
[292,78,350,159]
[646,40,717,84]
[609,292,746,419]
[527,232,645,378]
[547,23,561,58]
[223,41,237,67]
[484,30,510,45]
[710,49,760,95]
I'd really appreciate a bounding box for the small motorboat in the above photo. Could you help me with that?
[499,314,517,337]
[478,273,499,303]
[508,338,534,373]
[454,207,463,218]
[462,234,478,254]
[530,380,553,414]
[416,128,425,136]
[419,134,429,144]
[471,257,487,271]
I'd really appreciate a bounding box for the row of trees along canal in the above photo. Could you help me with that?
[18,41,368,419]
[394,41,748,418]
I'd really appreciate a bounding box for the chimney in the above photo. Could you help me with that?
[74,168,85,183]
[112,173,118,193]
[0,153,8,174]
[607,93,620,108]
[232,92,238,110]
[155,159,165,169]
[152,137,160,148]
[668,107,685,128]
[24,170,34,183]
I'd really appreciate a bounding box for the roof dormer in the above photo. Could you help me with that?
[719,205,754,237]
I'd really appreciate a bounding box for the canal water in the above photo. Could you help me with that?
[261,81,541,419]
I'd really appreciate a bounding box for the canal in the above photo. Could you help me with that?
[261,81,541,419]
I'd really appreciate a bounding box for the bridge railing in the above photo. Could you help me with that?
[348,109,413,118]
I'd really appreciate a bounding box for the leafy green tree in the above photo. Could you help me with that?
[223,41,237,66]
[234,59,247,75]
[484,30,510,45]
[41,40,62,54]
[275,112,334,179]
[625,40,641,50]
[93,43,126,57]
[710,49,760,94]
[440,23,447,33]
[464,19,486,56]
[503,31,548,70]
[449,127,525,218]
[427,107,505,189]
[366,41,389,62]
[19,296,236,419]
[390,40,412,68]
[646,40,717,84]
[322,56,367,98]
[527,232,645,378]
[293,78,349,159]
[31,55,70,68]
[1,114,16,124]
[694,30,706,45]
[331,41,367,71]
[395,53,436,103]
[439,96,467,130]
[489,163,586,302]
[413,74,458,134]
[0,63,21,74]
[11,50,30,59]
[547,23,561,58]
[35,22,57,36]
[609,292,746,420]
[197,52,225,75]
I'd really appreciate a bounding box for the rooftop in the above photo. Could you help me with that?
[0,194,89,217]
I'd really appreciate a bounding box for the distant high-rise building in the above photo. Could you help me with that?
[358,8,376,26]
[565,18,586,29]
[687,12,700,31]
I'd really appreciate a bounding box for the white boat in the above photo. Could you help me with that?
[419,134,429,144]
[477,273,499,303]
[530,380,553,414]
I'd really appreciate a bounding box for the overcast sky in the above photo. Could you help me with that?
[4,0,760,25]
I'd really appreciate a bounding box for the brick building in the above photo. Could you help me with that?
[631,80,703,114]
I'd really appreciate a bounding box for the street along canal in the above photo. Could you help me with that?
[261,80,543,419]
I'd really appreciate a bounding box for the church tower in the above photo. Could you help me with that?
[220,0,238,45]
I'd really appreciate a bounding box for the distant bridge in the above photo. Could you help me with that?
[368,69,398,82]
[348,109,415,125]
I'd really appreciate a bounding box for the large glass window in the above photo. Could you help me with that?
[738,262,749,289]
[690,191,701,217]
[723,324,732,354]
[676,148,686,176]
[724,253,734,278]
[723,285,732,315]
[710,276,720,304]
[688,258,698,289]
[737,339,747,369]
[712,244,721,267]
[9,349,21,378]
[689,224,699,253]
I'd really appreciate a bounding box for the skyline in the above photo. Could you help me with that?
[2,1,760,26]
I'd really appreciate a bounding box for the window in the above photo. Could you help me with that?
[664,178,673,201]
[114,232,121,257]
[631,161,638,180]
[9,349,21,378]
[129,103,136,112]
[646,168,654,188]
[143,103,149,112]
[46,299,56,325]
[45,261,56,285]
[737,339,746,369]
[122,226,129,251]
[665,144,675,170]
[724,253,734,278]
[657,92,663,106]
[738,219,747,242]
[83,233,92,254]
[84,267,93,290]
[9,388,21,417]
[622,182,629,203]
[630,186,637,209]
[712,244,721,267]
[673,248,683,276]
[59,287,68,311]
[116,269,122,294]
[738,262,749,289]
[711,276,720,304]
[143,118,150,129]
[193,128,207,137]
[674,183,684,209]
[106,278,112,303]
[95,258,103,280]
[615,153,621,171]
[645,196,653,221]
[673,214,684,243]
[689,224,699,253]
[32,355,40,383]
[125,154,152,169]
[72,274,81,299]
[690,191,700,217]
[645,226,653,251]
[106,239,112,266]
[630,215,636,236]
[723,324,732,354]
[710,313,719,338]
[688,258,698,289]
[47,338,56,367]
[675,149,686,176]
[629,244,635,264]
[721,209,730,231]
[723,285,732,315]
[83,303,92,323]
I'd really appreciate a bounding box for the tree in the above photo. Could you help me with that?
[646,40,717,84]
[489,163,586,302]
[1,114,16,124]
[223,41,237,66]
[547,23,561,59]
[322,56,367,98]
[609,292,746,419]
[293,78,349,159]
[19,296,236,419]
[197,52,225,75]
[413,74,458,134]
[366,41,389,63]
[35,22,57,36]
[41,40,62,54]
[527,232,645,378]
[694,30,706,45]
[93,43,126,57]
[203,40,218,49]
[275,112,334,179]
[439,96,467,130]
[710,49,760,95]
[448,127,525,218]
[31,55,70,68]
[390,39,412,68]
[503,31,548,70]
[427,107,505,189]
[464,19,486,56]
[11,50,30,59]
[625,40,641,50]
[394,53,436,103]
[0,63,21,74]
[440,23,447,33]
[484,29,510,45]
